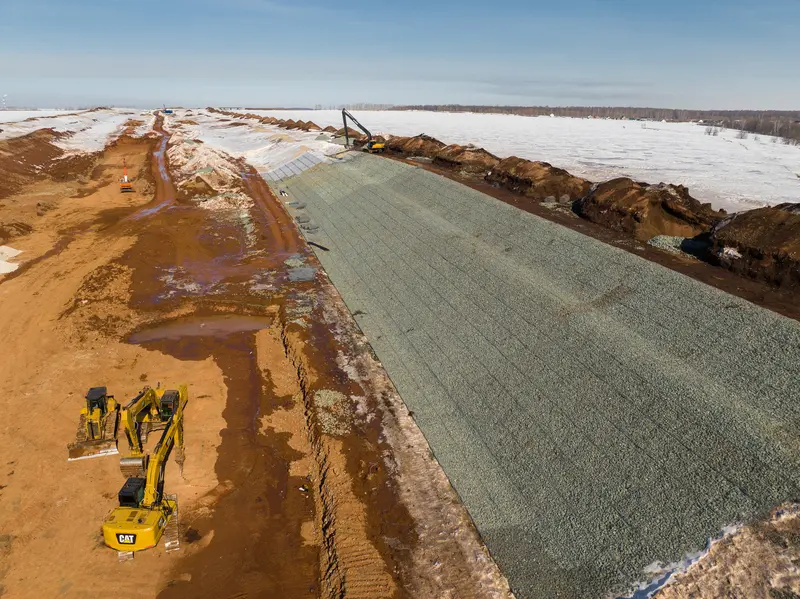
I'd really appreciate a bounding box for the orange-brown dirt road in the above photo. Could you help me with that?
[0,116,512,599]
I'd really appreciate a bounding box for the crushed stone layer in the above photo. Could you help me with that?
[272,152,800,599]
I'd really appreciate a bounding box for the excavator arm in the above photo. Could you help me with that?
[143,390,187,507]
[342,108,373,148]
[119,387,160,457]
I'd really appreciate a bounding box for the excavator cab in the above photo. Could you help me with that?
[160,390,180,418]
[364,140,385,154]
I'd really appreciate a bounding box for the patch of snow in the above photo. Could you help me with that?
[616,524,742,599]
[0,110,73,124]
[167,109,343,176]
[0,245,22,274]
[251,109,800,214]
[0,108,140,153]
[131,111,157,137]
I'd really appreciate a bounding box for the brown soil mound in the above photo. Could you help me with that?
[710,203,800,288]
[283,119,298,129]
[574,177,723,241]
[323,125,337,133]
[334,127,364,140]
[434,144,500,175]
[387,134,446,158]
[0,221,33,244]
[177,175,218,201]
[486,156,593,202]
[304,121,322,132]
[0,129,64,198]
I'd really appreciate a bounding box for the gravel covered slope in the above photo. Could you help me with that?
[271,153,800,599]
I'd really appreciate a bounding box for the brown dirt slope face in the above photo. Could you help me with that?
[0,129,64,198]
[386,134,446,158]
[487,155,593,202]
[574,177,724,241]
[434,143,501,174]
[655,504,800,599]
[711,203,800,289]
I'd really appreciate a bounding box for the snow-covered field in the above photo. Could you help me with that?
[251,110,800,213]
[165,110,343,175]
[0,108,151,153]
[0,110,73,124]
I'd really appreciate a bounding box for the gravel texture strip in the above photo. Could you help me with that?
[272,153,800,599]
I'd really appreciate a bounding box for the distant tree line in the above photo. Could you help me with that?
[391,105,800,144]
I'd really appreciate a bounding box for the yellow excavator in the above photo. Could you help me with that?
[67,387,120,461]
[102,386,187,556]
[119,386,184,478]
[342,108,385,153]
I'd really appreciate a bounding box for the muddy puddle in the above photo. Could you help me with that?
[128,314,274,343]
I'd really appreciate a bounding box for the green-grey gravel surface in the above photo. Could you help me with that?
[271,153,800,599]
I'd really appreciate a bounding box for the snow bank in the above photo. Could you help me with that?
[0,108,140,153]
[251,109,800,213]
[0,245,22,275]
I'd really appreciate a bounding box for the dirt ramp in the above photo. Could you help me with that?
[574,177,723,241]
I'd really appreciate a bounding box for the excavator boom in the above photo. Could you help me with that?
[119,386,182,477]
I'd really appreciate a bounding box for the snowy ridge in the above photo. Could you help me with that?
[251,109,800,213]
[165,109,343,175]
[0,108,141,153]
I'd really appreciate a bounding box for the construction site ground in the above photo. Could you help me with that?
[1,111,799,599]
[0,119,510,599]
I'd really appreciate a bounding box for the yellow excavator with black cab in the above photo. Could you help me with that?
[342,108,385,153]
[102,385,187,557]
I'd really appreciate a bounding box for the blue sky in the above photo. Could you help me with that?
[0,0,798,109]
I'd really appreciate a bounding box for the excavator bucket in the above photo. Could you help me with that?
[67,388,120,461]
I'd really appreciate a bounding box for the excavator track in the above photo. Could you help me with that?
[163,494,180,552]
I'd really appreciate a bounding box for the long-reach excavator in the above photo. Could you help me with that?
[102,386,187,556]
[119,386,184,478]
[67,387,120,461]
[342,108,385,153]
